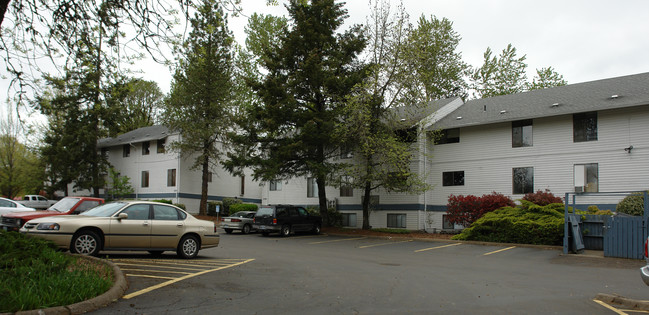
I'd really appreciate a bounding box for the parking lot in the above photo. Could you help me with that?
[90,231,647,314]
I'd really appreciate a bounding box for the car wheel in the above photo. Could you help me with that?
[148,250,164,256]
[242,224,251,234]
[280,225,291,237]
[70,230,102,256]
[177,235,200,259]
[224,228,233,234]
[312,223,321,235]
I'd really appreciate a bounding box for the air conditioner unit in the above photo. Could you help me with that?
[574,186,584,193]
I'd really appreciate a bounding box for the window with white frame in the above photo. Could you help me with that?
[167,169,176,187]
[340,176,353,197]
[442,215,454,230]
[123,144,130,157]
[387,214,406,228]
[141,171,149,188]
[512,119,533,147]
[574,163,598,192]
[307,177,318,198]
[270,180,282,191]
[342,213,357,227]
[573,112,598,142]
[142,141,150,155]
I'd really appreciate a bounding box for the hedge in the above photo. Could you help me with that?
[229,203,258,212]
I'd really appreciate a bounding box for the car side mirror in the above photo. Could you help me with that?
[117,213,128,220]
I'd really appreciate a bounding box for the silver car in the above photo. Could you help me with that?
[221,211,256,234]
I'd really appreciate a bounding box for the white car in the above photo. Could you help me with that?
[0,197,36,215]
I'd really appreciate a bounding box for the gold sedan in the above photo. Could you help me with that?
[20,201,219,259]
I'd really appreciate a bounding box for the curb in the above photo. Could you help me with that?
[595,293,649,311]
[12,255,127,315]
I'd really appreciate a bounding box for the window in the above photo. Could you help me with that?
[167,169,176,187]
[76,200,100,213]
[396,127,417,143]
[207,172,213,183]
[141,171,149,188]
[142,141,150,155]
[574,163,599,192]
[342,213,357,227]
[435,128,460,144]
[121,204,150,220]
[387,214,406,228]
[240,175,245,195]
[0,199,14,207]
[123,144,130,157]
[270,180,282,191]
[442,171,464,186]
[574,112,597,142]
[157,139,166,153]
[512,119,533,147]
[442,215,454,230]
[307,177,318,198]
[340,176,353,197]
[153,205,181,220]
[340,145,354,159]
[513,167,534,194]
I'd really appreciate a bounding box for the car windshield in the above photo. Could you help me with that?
[231,212,248,218]
[48,198,80,212]
[256,207,274,216]
[82,202,126,217]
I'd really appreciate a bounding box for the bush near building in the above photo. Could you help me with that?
[452,202,565,245]
[522,189,563,206]
[445,192,515,227]
[229,203,258,212]
[616,192,646,216]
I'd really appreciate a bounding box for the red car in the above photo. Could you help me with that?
[1,196,104,231]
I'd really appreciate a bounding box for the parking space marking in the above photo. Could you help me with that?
[309,237,367,244]
[414,243,461,253]
[118,268,193,275]
[115,258,255,300]
[266,234,330,240]
[359,240,413,248]
[593,299,628,314]
[483,246,516,256]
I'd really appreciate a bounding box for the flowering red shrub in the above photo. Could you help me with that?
[446,192,515,227]
[522,189,563,206]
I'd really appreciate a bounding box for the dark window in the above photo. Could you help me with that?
[121,204,150,220]
[442,215,454,230]
[340,176,353,197]
[240,175,245,195]
[342,213,357,227]
[513,167,534,194]
[167,169,176,187]
[512,119,533,147]
[307,177,318,198]
[442,171,465,186]
[141,171,149,188]
[435,128,460,145]
[157,139,166,153]
[387,214,406,228]
[123,144,130,157]
[573,112,598,142]
[396,127,417,143]
[142,141,150,155]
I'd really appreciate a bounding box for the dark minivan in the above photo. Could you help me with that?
[253,205,322,237]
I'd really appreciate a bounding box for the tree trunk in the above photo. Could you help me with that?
[199,150,210,216]
[316,174,328,226]
[362,181,371,230]
[0,0,10,30]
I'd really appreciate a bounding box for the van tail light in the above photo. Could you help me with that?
[214,223,218,233]
[645,239,648,258]
[273,218,277,224]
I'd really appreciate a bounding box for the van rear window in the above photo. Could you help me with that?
[257,207,274,216]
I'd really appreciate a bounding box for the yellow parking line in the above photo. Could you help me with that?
[122,259,255,300]
[414,243,461,253]
[593,299,628,315]
[359,240,413,248]
[114,262,207,272]
[309,237,367,244]
[126,274,177,280]
[483,246,516,256]
[118,268,192,275]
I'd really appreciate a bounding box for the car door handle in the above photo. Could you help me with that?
[177,223,183,227]
[143,221,149,226]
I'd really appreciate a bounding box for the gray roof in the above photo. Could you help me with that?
[97,125,172,149]
[431,72,649,130]
[393,97,460,128]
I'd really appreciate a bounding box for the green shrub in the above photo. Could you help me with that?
[152,199,173,204]
[230,203,258,212]
[173,203,186,210]
[222,198,242,217]
[616,192,646,216]
[207,201,223,216]
[452,203,564,245]
[306,205,342,227]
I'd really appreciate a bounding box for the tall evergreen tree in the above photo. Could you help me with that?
[162,0,234,216]
[227,0,368,223]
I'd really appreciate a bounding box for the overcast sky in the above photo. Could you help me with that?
[145,0,649,93]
